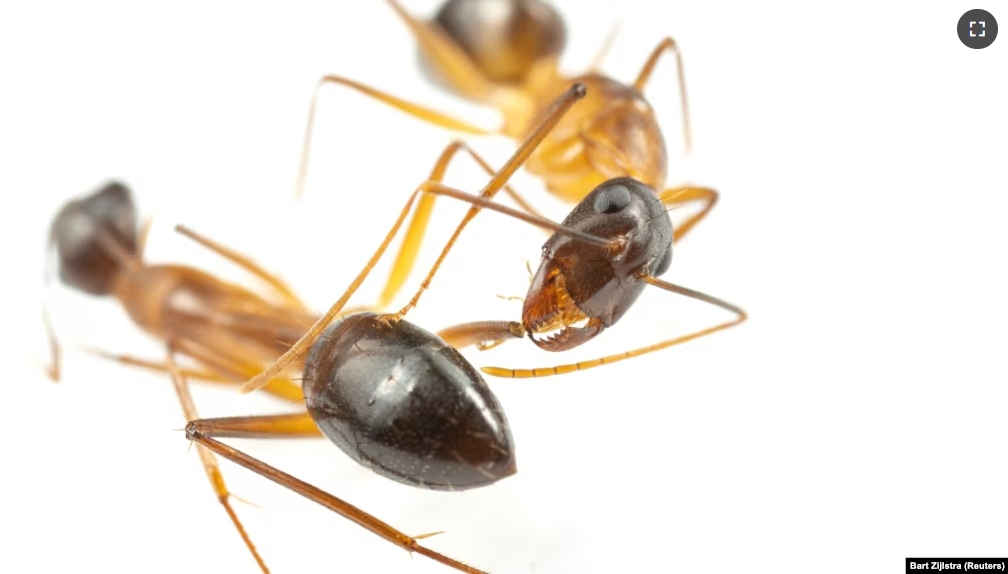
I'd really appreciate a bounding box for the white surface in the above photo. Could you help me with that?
[1,1,1006,573]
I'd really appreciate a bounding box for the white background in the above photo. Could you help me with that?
[1,1,1006,573]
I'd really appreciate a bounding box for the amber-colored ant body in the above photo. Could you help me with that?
[296,0,717,324]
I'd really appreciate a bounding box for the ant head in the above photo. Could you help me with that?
[421,0,566,88]
[50,181,138,296]
[522,177,673,351]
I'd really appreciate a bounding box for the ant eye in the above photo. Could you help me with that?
[592,183,632,214]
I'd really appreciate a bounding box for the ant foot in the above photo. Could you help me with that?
[43,363,61,382]
[376,312,405,328]
[476,339,507,351]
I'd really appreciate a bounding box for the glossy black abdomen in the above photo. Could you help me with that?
[303,313,516,491]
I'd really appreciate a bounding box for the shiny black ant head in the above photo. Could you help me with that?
[522,177,673,351]
[49,181,138,296]
[420,0,567,89]
[303,313,517,491]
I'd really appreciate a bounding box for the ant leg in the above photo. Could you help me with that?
[173,224,306,309]
[41,305,60,381]
[137,214,156,262]
[658,185,719,243]
[79,340,307,403]
[633,37,693,157]
[384,0,494,101]
[186,413,319,439]
[376,139,543,310]
[170,338,306,403]
[243,84,588,394]
[185,415,485,573]
[41,231,63,381]
[437,321,526,350]
[295,73,496,199]
[80,347,229,383]
[481,275,747,378]
[164,345,270,574]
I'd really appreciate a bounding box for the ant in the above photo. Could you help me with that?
[295,0,718,323]
[44,84,595,574]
